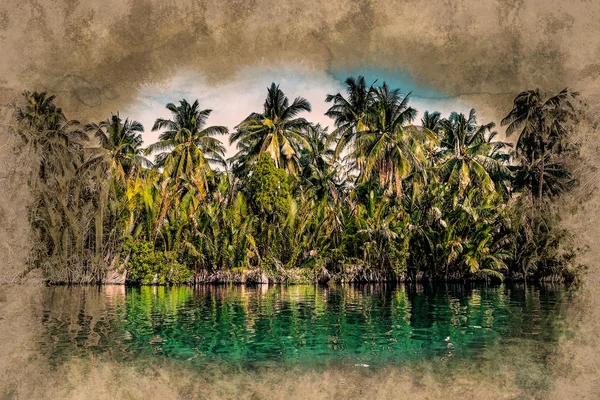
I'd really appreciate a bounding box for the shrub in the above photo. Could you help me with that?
[121,236,192,285]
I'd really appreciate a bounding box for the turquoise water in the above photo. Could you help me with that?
[36,283,569,371]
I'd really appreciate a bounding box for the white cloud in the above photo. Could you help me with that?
[122,66,472,160]
[123,66,345,159]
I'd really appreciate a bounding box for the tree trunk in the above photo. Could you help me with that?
[454,137,460,158]
[379,159,387,187]
[537,131,546,202]
[394,163,403,200]
[95,206,103,258]
[538,151,544,201]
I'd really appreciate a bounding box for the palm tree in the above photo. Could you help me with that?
[438,109,510,197]
[365,83,417,136]
[77,113,153,270]
[11,91,85,184]
[146,99,227,200]
[84,113,151,182]
[10,91,116,282]
[421,111,442,133]
[510,156,574,198]
[299,124,340,200]
[459,224,509,281]
[501,88,578,200]
[356,197,407,275]
[325,76,376,157]
[10,83,580,284]
[485,130,514,197]
[355,126,434,198]
[12,91,69,132]
[80,115,150,256]
[327,79,421,193]
[230,83,311,176]
[350,83,423,197]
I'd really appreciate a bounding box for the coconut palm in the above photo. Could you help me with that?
[325,75,376,157]
[146,99,227,200]
[12,91,69,132]
[299,124,341,200]
[11,91,85,184]
[510,155,574,198]
[9,91,118,282]
[230,83,311,176]
[349,84,425,197]
[355,126,435,198]
[438,109,510,197]
[501,88,578,200]
[84,113,151,182]
[421,111,442,133]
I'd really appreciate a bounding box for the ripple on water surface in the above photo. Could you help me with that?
[36,283,570,370]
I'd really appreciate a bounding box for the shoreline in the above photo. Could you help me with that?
[2,270,574,286]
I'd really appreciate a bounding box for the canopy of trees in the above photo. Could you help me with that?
[6,78,581,284]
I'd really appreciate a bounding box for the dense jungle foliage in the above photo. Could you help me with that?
[6,77,582,284]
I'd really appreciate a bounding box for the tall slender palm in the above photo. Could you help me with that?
[146,99,227,200]
[299,124,340,200]
[325,75,376,157]
[301,124,335,175]
[11,91,84,183]
[10,91,114,281]
[365,83,417,135]
[501,88,578,200]
[355,126,434,198]
[12,91,69,132]
[421,111,442,134]
[350,83,422,197]
[84,113,151,182]
[11,92,88,263]
[230,83,311,176]
[438,109,510,197]
[510,156,574,198]
[82,115,154,257]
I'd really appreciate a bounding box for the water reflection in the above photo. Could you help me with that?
[37,283,569,369]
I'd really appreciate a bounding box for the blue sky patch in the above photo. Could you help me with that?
[328,67,445,99]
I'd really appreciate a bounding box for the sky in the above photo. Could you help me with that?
[122,65,472,159]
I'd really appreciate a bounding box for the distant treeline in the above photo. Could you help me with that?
[6,77,582,284]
